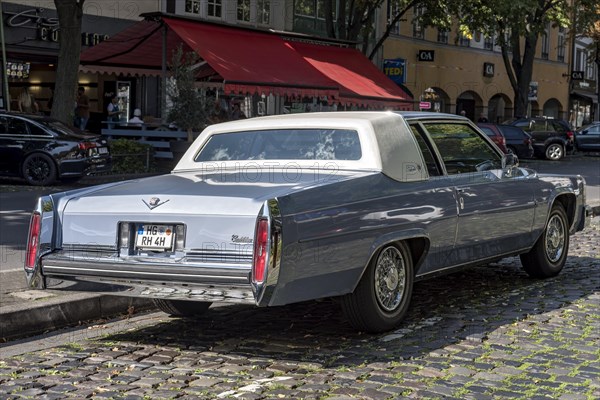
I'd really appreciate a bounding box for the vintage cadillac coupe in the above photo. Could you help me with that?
[25,112,591,333]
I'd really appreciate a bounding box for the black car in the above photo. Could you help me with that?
[508,117,574,160]
[477,123,535,159]
[574,123,600,152]
[0,112,111,186]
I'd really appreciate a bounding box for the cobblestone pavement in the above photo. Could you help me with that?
[0,220,598,400]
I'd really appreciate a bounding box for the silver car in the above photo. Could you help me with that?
[25,112,592,333]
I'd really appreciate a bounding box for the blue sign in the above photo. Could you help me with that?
[383,58,406,85]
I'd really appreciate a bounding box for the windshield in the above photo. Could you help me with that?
[195,129,362,162]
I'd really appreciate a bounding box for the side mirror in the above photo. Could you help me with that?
[502,153,519,169]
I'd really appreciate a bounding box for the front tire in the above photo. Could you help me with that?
[22,153,57,186]
[153,299,212,317]
[520,204,569,278]
[340,242,414,333]
[545,143,564,160]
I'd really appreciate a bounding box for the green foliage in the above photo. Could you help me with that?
[109,138,156,174]
[167,45,214,142]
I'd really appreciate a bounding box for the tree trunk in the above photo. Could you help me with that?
[51,0,84,126]
[514,33,538,117]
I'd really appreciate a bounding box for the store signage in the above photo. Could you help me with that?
[483,62,495,77]
[3,7,109,47]
[571,71,584,80]
[383,58,406,84]
[6,62,31,79]
[418,50,435,62]
[419,101,431,110]
[528,81,538,101]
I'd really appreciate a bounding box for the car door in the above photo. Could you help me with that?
[0,116,29,175]
[578,124,600,150]
[419,121,537,265]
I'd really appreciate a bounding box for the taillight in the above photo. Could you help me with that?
[524,138,531,145]
[253,218,269,284]
[25,212,41,271]
[566,131,574,141]
[500,136,506,146]
[78,142,97,151]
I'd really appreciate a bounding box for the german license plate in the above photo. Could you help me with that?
[136,224,174,250]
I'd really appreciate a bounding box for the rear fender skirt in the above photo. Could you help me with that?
[352,229,430,291]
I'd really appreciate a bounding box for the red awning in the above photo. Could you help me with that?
[80,15,412,107]
[288,41,412,109]
[162,18,338,99]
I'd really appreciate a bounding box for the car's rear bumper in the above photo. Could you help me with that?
[58,156,112,177]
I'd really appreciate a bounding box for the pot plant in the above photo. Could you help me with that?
[167,45,214,162]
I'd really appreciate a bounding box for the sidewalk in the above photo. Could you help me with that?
[1,171,599,343]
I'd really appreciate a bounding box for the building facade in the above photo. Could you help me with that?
[379,4,575,123]
[1,1,161,127]
[570,36,598,127]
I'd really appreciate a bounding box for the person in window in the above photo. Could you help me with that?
[75,86,90,130]
[231,101,246,120]
[17,88,39,114]
[129,108,144,126]
[106,95,122,129]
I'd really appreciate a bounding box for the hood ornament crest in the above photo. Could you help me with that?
[143,197,169,210]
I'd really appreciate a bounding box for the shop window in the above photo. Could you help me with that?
[258,0,271,25]
[207,0,222,18]
[185,0,200,14]
[237,0,251,22]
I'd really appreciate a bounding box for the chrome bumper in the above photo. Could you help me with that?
[40,255,256,304]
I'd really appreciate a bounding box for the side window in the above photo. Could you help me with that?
[0,117,9,135]
[589,125,600,134]
[500,126,520,139]
[27,122,47,136]
[421,123,501,174]
[551,121,566,133]
[532,120,547,131]
[479,127,495,137]
[7,118,29,135]
[409,124,441,176]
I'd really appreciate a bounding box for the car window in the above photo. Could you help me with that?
[27,121,48,136]
[532,120,550,131]
[0,116,9,135]
[589,125,600,134]
[195,129,362,161]
[7,118,29,135]
[550,121,566,133]
[499,126,522,139]
[513,121,530,131]
[421,123,501,174]
[479,127,496,137]
[409,124,441,176]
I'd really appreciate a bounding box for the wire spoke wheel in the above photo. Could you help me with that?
[374,246,406,312]
[544,214,565,262]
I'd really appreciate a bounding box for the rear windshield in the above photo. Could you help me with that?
[195,129,362,161]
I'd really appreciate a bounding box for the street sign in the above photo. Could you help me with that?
[528,81,538,101]
[419,101,431,109]
[571,71,584,80]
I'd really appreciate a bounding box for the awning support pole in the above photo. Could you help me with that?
[161,21,167,123]
[0,0,10,111]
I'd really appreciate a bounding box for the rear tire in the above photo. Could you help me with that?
[545,143,564,160]
[22,153,56,186]
[153,299,212,317]
[340,242,414,333]
[520,204,569,278]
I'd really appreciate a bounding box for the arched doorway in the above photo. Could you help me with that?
[456,90,483,121]
[488,93,513,123]
[543,98,563,119]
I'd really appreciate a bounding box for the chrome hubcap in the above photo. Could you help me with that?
[545,214,565,262]
[548,145,562,160]
[374,246,406,312]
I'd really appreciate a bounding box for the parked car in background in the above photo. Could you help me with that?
[0,112,111,186]
[574,123,600,152]
[508,117,574,160]
[24,112,591,333]
[477,123,535,159]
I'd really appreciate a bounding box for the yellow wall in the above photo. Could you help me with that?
[382,13,570,120]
